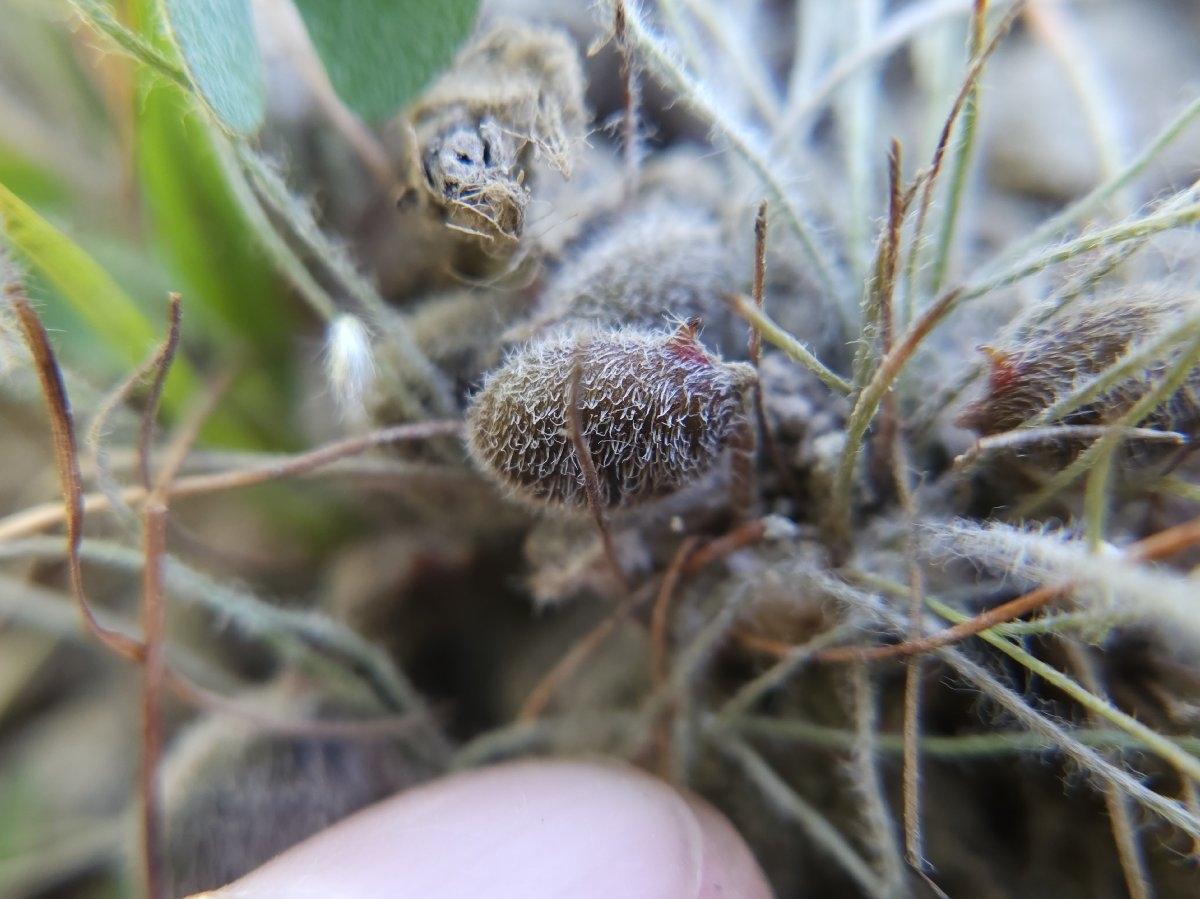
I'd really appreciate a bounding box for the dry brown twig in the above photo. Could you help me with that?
[738,513,1200,666]
[516,519,771,722]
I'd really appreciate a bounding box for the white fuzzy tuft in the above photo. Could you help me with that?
[324,314,377,420]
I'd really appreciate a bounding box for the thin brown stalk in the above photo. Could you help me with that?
[903,1,1024,297]
[0,420,464,543]
[140,501,167,899]
[747,201,797,500]
[818,512,1200,664]
[8,288,142,661]
[568,352,629,592]
[613,0,641,200]
[879,141,905,351]
[134,295,183,899]
[866,142,910,491]
[893,435,933,880]
[750,201,768,367]
[137,294,182,490]
[516,605,630,722]
[647,537,702,776]
[681,517,769,574]
[84,296,182,529]
[819,582,1066,664]
[650,537,702,686]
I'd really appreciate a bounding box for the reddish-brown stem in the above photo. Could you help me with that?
[140,501,168,899]
[517,518,772,721]
[650,536,702,687]
[614,0,641,201]
[908,2,1025,260]
[742,513,1200,664]
[0,421,464,542]
[517,607,627,722]
[745,200,796,503]
[137,294,182,490]
[568,352,629,592]
[9,289,143,662]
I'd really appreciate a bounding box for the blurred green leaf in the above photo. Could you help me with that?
[161,0,264,134]
[122,0,295,446]
[0,181,197,409]
[292,0,480,122]
[0,148,68,211]
[135,85,295,440]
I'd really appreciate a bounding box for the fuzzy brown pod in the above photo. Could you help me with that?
[530,200,741,344]
[408,20,586,243]
[465,322,757,512]
[956,290,1200,464]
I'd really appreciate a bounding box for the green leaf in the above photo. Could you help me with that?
[161,0,264,134]
[292,0,480,122]
[134,84,296,447]
[0,181,198,411]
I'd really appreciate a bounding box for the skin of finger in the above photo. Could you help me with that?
[195,758,774,899]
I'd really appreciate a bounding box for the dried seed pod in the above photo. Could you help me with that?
[409,21,586,242]
[956,290,1200,459]
[465,322,756,512]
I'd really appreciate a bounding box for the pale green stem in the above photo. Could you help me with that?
[728,716,1200,757]
[927,0,986,295]
[717,623,858,721]
[213,140,339,323]
[69,0,189,89]
[928,597,1200,785]
[781,0,991,134]
[727,293,852,394]
[1032,313,1200,428]
[235,144,455,417]
[832,573,1200,838]
[621,1,843,299]
[847,662,908,897]
[840,0,883,284]
[675,0,783,124]
[0,537,435,728]
[718,736,893,899]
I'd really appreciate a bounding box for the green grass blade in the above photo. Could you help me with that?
[0,182,196,408]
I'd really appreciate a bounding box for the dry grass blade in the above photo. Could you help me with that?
[516,607,630,722]
[567,349,629,592]
[613,0,641,200]
[903,0,1025,299]
[649,536,701,687]
[137,294,182,491]
[0,420,465,542]
[829,287,963,555]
